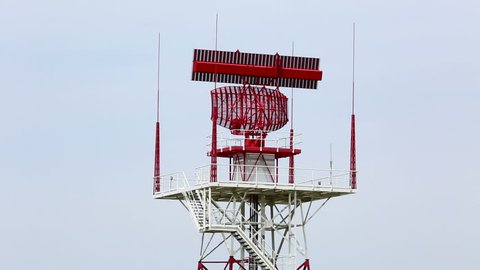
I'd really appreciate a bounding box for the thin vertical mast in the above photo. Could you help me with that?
[157,33,161,122]
[153,33,161,193]
[329,143,333,185]
[288,41,295,184]
[350,23,357,189]
[210,14,219,182]
[290,41,295,129]
[352,24,355,115]
[214,13,218,89]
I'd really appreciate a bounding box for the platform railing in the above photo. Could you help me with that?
[155,172,191,194]
[195,164,351,189]
[155,166,352,195]
[207,130,302,151]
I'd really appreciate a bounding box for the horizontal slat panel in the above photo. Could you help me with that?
[192,49,321,89]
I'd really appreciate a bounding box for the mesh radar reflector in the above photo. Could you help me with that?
[192,49,323,89]
[211,85,288,135]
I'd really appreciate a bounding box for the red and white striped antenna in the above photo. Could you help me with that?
[153,33,161,193]
[350,23,357,189]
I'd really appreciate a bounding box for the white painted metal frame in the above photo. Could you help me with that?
[154,165,352,196]
[155,158,355,269]
[172,185,336,270]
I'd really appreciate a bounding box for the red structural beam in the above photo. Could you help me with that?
[193,61,323,81]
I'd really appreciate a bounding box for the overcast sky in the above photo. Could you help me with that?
[1,0,479,269]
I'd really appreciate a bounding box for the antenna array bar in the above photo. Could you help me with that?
[192,49,322,89]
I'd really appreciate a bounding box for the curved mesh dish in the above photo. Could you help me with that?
[211,85,288,134]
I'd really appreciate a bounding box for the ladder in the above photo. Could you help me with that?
[184,189,207,230]
[184,190,276,270]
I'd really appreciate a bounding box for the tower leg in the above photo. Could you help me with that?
[249,194,259,270]
[296,259,311,270]
[228,256,240,270]
[198,261,208,270]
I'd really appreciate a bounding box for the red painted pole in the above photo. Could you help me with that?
[350,114,357,189]
[153,33,161,194]
[350,23,357,189]
[288,128,295,184]
[211,107,218,182]
[153,122,160,193]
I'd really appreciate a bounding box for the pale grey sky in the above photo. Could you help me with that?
[1,0,479,269]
